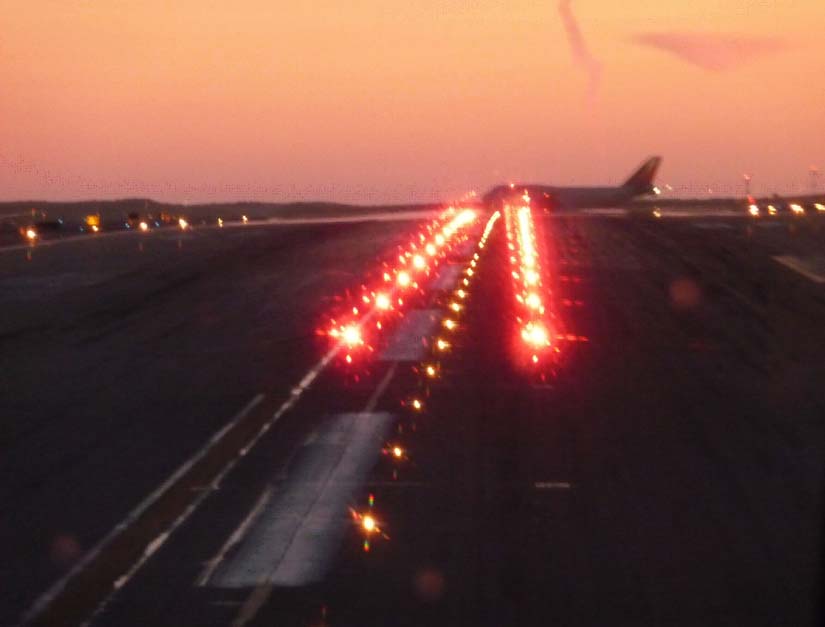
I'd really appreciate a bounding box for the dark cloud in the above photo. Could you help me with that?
[631,31,789,71]
[558,0,601,101]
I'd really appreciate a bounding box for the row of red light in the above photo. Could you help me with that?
[323,208,479,364]
[355,209,500,553]
[503,195,555,366]
[410,209,501,392]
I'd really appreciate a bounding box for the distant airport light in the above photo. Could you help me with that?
[397,271,411,287]
[412,254,426,270]
[768,205,777,215]
[816,203,825,212]
[139,221,149,232]
[425,243,437,256]
[217,217,224,227]
[652,209,662,219]
[790,203,804,215]
[748,204,760,217]
[178,218,189,230]
[25,228,37,241]
[242,215,249,224]
[91,225,99,233]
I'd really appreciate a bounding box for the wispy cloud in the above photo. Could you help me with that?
[631,32,789,72]
[558,0,601,101]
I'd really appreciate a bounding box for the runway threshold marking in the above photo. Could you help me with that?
[772,255,825,284]
[195,363,397,589]
[23,341,346,627]
[228,365,401,627]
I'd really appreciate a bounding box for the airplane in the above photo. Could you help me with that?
[483,156,662,210]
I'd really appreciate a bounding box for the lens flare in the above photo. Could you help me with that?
[341,325,362,347]
[375,293,391,310]
[362,515,376,533]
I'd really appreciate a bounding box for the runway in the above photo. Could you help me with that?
[2,208,823,626]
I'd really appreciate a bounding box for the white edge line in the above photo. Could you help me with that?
[773,255,825,284]
[73,342,346,624]
[20,392,264,625]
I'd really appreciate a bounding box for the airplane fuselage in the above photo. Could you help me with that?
[483,184,641,211]
[482,157,662,211]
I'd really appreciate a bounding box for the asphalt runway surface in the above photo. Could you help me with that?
[1,210,823,626]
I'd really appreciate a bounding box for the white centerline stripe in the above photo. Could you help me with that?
[364,363,399,412]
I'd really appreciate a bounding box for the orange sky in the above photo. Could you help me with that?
[2,1,823,203]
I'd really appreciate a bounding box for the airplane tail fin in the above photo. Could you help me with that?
[623,156,662,193]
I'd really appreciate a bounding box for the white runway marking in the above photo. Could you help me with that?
[428,264,464,291]
[380,309,440,361]
[211,412,394,589]
[691,221,734,229]
[580,208,628,217]
[21,393,265,626]
[227,361,402,627]
[262,209,437,225]
[364,363,399,412]
[196,488,274,587]
[26,334,348,625]
[773,255,825,284]
[534,481,573,490]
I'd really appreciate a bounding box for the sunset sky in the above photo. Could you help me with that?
[2,1,823,203]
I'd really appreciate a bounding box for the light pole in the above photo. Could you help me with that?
[743,173,752,197]
[810,166,819,195]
